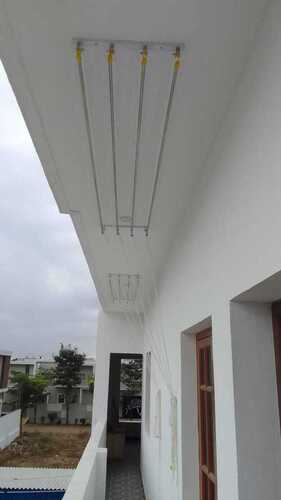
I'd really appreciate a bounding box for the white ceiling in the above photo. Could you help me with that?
[0,0,268,312]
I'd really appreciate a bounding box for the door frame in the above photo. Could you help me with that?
[272,301,281,429]
[196,328,217,500]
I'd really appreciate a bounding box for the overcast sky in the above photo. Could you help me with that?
[0,62,99,358]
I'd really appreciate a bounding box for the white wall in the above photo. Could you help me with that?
[92,312,143,425]
[0,409,21,449]
[139,1,281,500]
[230,302,281,500]
[94,2,281,499]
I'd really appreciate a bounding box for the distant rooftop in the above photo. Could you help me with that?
[0,351,12,357]
[11,355,95,366]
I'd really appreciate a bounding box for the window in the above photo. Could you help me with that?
[71,393,78,404]
[0,356,10,389]
[197,329,217,500]
[58,393,65,404]
[0,357,3,388]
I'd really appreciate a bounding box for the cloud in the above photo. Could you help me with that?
[0,62,99,357]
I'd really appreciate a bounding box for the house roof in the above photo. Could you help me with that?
[11,356,95,366]
[0,351,12,357]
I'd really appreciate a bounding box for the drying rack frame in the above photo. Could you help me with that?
[108,273,140,304]
[75,38,184,236]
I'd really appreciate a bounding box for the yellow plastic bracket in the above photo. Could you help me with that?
[174,47,181,71]
[140,46,148,66]
[107,45,114,64]
[76,46,82,64]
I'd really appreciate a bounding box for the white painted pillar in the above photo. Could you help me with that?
[212,304,239,500]
[230,301,281,500]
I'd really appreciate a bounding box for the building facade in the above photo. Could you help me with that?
[1,0,281,499]
[5,357,95,425]
[0,351,11,416]
[0,351,21,450]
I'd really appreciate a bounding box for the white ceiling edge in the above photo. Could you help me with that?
[0,4,70,215]
[0,0,270,314]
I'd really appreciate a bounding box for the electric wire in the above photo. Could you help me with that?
[121,235,173,393]
[149,252,174,391]
[137,236,174,393]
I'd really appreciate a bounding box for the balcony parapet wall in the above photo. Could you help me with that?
[63,420,107,500]
[0,409,21,449]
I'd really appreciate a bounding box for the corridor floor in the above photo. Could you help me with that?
[106,439,145,500]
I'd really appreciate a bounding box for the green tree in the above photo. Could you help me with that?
[85,374,95,394]
[30,372,49,424]
[10,371,48,434]
[53,345,85,424]
[120,358,142,393]
[38,367,55,384]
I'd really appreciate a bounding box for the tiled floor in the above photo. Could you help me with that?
[106,439,145,500]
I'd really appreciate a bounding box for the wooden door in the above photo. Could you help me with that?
[197,329,217,500]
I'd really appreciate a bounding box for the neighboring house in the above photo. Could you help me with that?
[5,356,95,425]
[0,351,21,450]
[2,2,281,500]
[0,351,11,416]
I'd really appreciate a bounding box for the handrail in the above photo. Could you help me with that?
[63,420,107,500]
[90,420,107,448]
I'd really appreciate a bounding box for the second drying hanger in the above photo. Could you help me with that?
[75,39,184,236]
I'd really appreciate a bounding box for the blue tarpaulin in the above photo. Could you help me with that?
[0,491,64,499]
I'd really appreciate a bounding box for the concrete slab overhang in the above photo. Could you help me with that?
[0,0,268,312]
